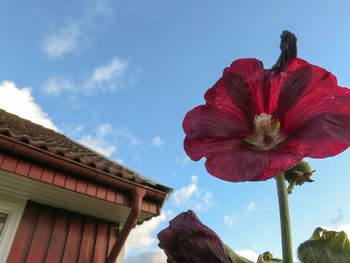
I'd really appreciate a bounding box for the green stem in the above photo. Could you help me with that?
[276,172,293,263]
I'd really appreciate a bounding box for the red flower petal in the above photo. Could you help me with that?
[293,113,350,158]
[205,59,266,126]
[204,147,270,182]
[274,59,342,134]
[183,105,250,140]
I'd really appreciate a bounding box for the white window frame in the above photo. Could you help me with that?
[0,196,26,263]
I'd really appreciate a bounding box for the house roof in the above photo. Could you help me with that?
[0,109,172,196]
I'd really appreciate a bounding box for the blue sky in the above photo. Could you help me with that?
[1,0,350,262]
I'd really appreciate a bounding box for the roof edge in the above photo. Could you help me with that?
[0,134,171,206]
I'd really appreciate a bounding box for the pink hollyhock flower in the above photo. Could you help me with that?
[183,58,350,182]
[157,210,231,263]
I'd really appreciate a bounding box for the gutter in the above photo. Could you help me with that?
[107,187,146,263]
[0,135,170,207]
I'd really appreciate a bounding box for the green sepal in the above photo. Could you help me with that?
[225,245,254,263]
[298,227,350,263]
[256,252,282,263]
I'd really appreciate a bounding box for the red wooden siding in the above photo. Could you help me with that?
[7,201,119,263]
[0,152,158,214]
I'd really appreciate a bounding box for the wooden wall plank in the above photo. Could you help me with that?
[6,202,40,263]
[93,222,109,263]
[14,159,31,176]
[26,206,56,263]
[53,172,66,187]
[96,186,107,200]
[78,218,96,263]
[45,211,70,263]
[107,224,118,255]
[65,176,77,191]
[1,154,18,173]
[61,214,83,263]
[28,163,43,180]
[41,168,55,184]
[76,180,87,194]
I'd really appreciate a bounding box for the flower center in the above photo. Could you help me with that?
[245,113,284,150]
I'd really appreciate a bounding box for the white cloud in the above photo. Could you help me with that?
[323,223,350,237]
[150,136,164,148]
[126,250,166,263]
[125,212,167,254]
[114,127,140,146]
[173,176,198,206]
[0,81,58,131]
[172,176,214,212]
[247,202,256,211]
[84,57,128,93]
[236,249,259,262]
[78,124,116,157]
[43,22,80,58]
[78,134,116,157]
[224,214,235,227]
[193,191,214,212]
[43,77,75,96]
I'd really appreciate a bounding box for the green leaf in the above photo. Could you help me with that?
[225,245,254,263]
[256,252,282,263]
[298,227,350,263]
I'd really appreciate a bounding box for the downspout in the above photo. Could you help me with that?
[107,186,146,263]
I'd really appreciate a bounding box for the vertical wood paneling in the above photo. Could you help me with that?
[7,201,119,263]
[78,218,97,263]
[0,152,5,165]
[14,159,31,176]
[7,202,41,263]
[25,206,56,263]
[61,214,84,263]
[65,176,77,191]
[93,223,109,263]
[76,180,87,194]
[45,212,70,263]
[86,182,97,197]
[107,224,118,255]
[96,186,107,200]
[41,168,55,184]
[53,172,66,187]
[27,163,43,180]
[1,154,18,172]
[106,188,116,202]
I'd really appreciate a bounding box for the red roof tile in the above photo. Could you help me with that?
[0,109,171,193]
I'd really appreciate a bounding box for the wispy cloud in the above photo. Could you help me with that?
[173,176,198,206]
[77,124,141,159]
[172,176,214,212]
[43,56,135,96]
[84,57,128,94]
[224,214,235,227]
[78,124,116,157]
[247,202,256,211]
[42,1,113,59]
[43,77,76,96]
[0,81,58,131]
[150,136,164,148]
[43,22,81,59]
